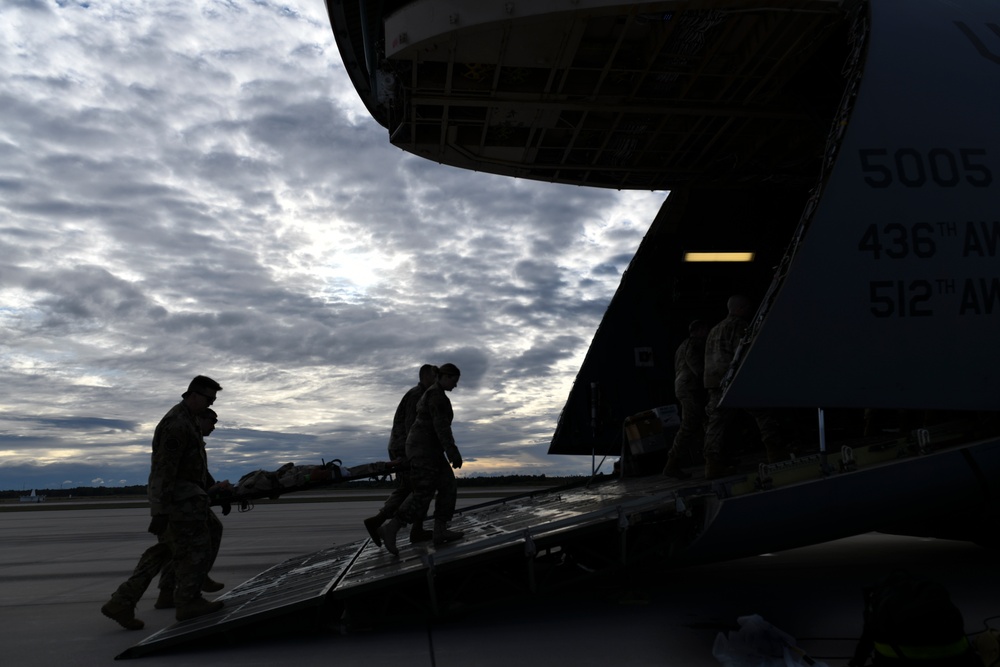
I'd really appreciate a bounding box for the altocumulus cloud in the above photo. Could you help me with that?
[0,0,666,490]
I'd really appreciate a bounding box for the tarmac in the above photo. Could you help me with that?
[3,492,999,666]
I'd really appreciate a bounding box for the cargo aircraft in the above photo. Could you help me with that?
[325,0,1000,559]
[120,1,1000,655]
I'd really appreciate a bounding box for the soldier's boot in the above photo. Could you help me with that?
[662,452,692,480]
[175,596,224,622]
[101,594,145,630]
[202,576,224,593]
[409,520,433,543]
[364,510,387,547]
[154,587,174,609]
[432,520,464,546]
[379,518,403,556]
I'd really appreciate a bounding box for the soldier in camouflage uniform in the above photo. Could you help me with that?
[662,320,709,479]
[378,363,465,555]
[153,408,229,609]
[702,296,783,479]
[101,376,226,628]
[363,364,438,546]
[101,408,229,629]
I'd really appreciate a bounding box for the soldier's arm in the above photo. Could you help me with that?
[387,398,408,456]
[432,398,462,469]
[687,341,705,378]
[722,321,743,361]
[429,394,456,451]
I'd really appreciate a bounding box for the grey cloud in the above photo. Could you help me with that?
[430,347,489,390]
[508,335,583,374]
[31,416,138,432]
[33,266,149,324]
[608,251,639,267]
[592,263,622,276]
[12,0,51,11]
[0,434,53,449]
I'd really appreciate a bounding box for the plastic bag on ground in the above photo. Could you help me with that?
[713,614,828,667]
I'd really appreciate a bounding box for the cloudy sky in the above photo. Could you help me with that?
[0,0,666,491]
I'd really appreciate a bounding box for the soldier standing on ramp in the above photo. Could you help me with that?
[363,364,438,545]
[379,363,465,555]
[139,376,225,622]
[703,296,784,479]
[662,319,709,479]
[101,406,228,630]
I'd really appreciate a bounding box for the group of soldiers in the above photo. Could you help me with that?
[99,294,792,632]
[363,363,466,556]
[663,295,786,481]
[101,364,468,631]
[101,375,228,630]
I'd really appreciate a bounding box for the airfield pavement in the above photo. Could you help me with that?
[2,491,999,666]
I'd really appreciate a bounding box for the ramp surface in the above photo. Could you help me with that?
[119,475,693,658]
[119,432,1000,658]
[117,541,365,658]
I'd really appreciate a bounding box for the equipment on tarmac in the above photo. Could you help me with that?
[849,571,980,666]
[209,458,402,513]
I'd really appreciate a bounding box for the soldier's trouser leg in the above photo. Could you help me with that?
[166,497,212,605]
[703,389,734,462]
[113,537,172,605]
[670,395,706,464]
[161,508,223,593]
[430,460,457,523]
[207,510,223,568]
[395,454,439,526]
[380,468,416,517]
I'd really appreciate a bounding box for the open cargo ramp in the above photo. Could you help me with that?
[119,428,1000,658]
[116,475,704,659]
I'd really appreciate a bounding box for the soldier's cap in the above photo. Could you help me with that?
[182,374,222,398]
[689,319,707,333]
[438,363,461,377]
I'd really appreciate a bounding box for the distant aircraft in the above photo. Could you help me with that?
[19,489,45,503]
[327,0,1000,556]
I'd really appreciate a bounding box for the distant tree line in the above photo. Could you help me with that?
[0,474,589,499]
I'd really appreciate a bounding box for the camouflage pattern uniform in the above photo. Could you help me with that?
[669,334,707,464]
[156,469,223,597]
[379,381,429,516]
[145,402,215,606]
[394,383,459,525]
[703,315,781,461]
[109,529,172,607]
[703,314,745,391]
[110,509,223,606]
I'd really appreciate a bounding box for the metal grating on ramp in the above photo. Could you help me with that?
[119,475,697,659]
[334,475,698,596]
[116,541,365,659]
